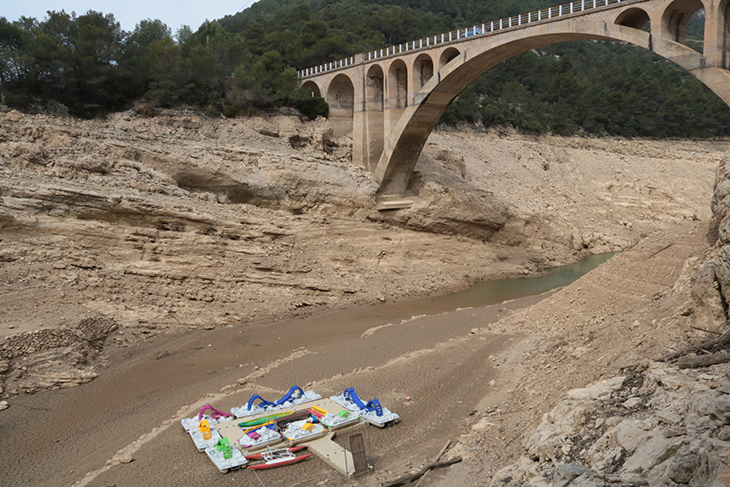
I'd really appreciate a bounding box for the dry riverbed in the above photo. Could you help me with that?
[0,109,728,486]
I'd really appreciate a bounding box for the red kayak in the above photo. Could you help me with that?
[247,453,312,470]
[244,445,308,461]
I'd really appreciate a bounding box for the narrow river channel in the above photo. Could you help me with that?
[0,253,614,487]
[328,252,616,328]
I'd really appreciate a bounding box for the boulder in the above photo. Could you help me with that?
[690,261,727,333]
[621,433,685,474]
[667,445,700,484]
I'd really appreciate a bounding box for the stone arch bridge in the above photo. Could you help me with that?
[299,0,730,202]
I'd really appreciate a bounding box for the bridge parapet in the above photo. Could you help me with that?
[299,0,645,79]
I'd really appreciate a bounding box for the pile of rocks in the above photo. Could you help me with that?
[491,362,730,486]
[0,317,117,395]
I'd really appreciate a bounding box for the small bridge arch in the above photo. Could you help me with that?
[615,7,651,29]
[300,0,730,196]
[414,53,435,90]
[326,74,355,137]
[301,80,321,98]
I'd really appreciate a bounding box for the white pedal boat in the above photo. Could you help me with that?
[181,404,232,432]
[231,389,321,418]
[181,414,226,433]
[238,425,284,451]
[189,426,222,451]
[205,444,248,473]
[330,392,400,428]
[320,410,361,430]
[282,419,327,445]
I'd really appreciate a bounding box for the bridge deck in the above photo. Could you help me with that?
[300,0,636,78]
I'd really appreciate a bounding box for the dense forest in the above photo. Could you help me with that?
[1,0,729,137]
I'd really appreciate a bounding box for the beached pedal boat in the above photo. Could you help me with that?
[237,423,284,451]
[247,448,312,470]
[181,404,232,432]
[282,419,327,445]
[232,386,321,418]
[320,409,361,430]
[205,440,248,473]
[330,387,400,428]
[189,424,222,451]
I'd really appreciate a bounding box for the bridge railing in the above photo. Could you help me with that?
[299,0,630,78]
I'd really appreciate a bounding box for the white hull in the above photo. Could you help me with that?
[321,411,361,430]
[205,445,248,473]
[181,415,224,433]
[189,427,221,452]
[238,427,285,451]
[329,394,400,428]
[283,419,327,445]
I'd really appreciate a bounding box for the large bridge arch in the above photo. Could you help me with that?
[374,15,730,196]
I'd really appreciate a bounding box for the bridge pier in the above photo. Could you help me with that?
[703,0,730,69]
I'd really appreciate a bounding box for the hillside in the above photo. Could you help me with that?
[2,0,729,137]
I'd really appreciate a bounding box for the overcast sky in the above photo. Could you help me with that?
[3,0,259,33]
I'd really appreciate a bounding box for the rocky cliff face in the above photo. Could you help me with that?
[489,363,730,487]
[691,151,730,332]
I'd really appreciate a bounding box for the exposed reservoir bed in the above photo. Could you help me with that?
[0,253,613,487]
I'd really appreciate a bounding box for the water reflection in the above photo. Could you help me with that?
[338,253,615,326]
[425,252,616,311]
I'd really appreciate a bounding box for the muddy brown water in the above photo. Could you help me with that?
[0,254,612,487]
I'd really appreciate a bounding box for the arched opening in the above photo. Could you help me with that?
[366,65,385,171]
[388,60,408,110]
[686,7,706,53]
[615,8,651,31]
[367,65,384,111]
[387,59,408,131]
[326,74,354,137]
[301,81,321,98]
[414,54,434,90]
[661,0,704,46]
[440,47,460,70]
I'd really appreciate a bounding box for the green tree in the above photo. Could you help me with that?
[145,36,186,106]
[227,50,298,111]
[120,19,171,98]
[0,17,36,106]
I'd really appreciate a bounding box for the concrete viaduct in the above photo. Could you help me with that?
[298,0,730,203]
